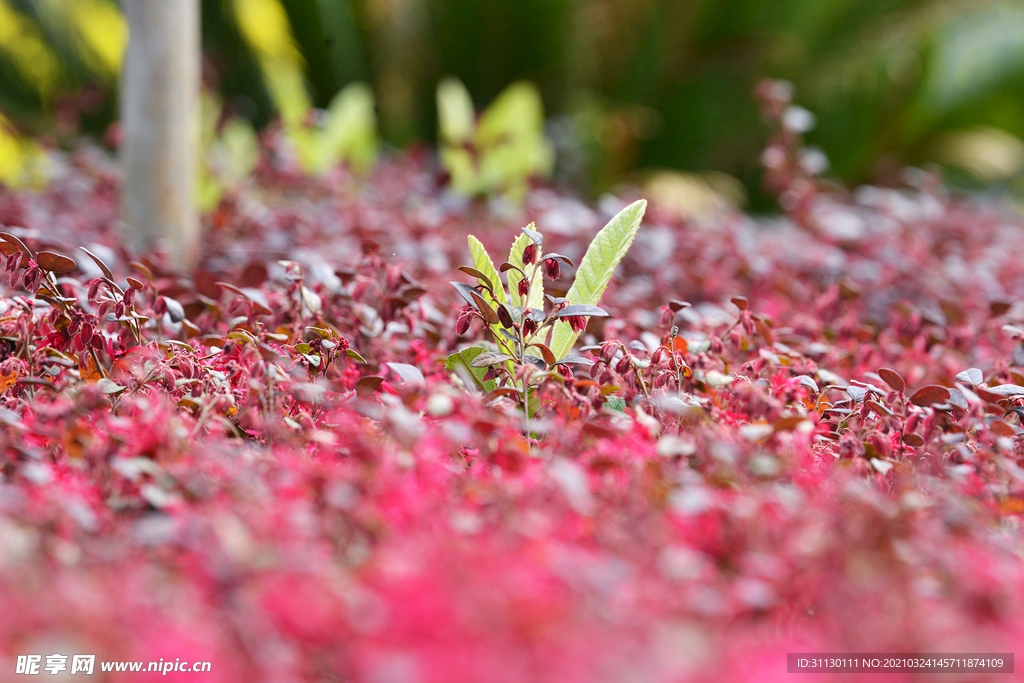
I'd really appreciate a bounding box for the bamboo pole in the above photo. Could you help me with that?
[120,0,200,268]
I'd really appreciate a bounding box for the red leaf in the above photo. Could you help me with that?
[877,368,905,393]
[908,384,950,407]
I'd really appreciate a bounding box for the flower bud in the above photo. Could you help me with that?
[518,278,529,298]
[544,258,560,280]
[522,244,537,266]
[456,311,471,336]
[569,315,587,334]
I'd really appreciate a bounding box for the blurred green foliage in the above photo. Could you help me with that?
[4,0,1024,203]
[437,78,553,199]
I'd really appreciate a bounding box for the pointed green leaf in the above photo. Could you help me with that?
[549,200,646,360]
[508,228,544,311]
[467,235,506,305]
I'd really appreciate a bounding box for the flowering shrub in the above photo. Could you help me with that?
[2,100,1024,681]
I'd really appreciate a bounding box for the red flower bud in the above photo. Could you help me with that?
[569,315,587,334]
[456,311,471,336]
[523,317,538,337]
[615,354,632,374]
[522,244,537,266]
[518,278,529,298]
[544,258,560,280]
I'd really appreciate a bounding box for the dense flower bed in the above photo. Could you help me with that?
[2,135,1024,682]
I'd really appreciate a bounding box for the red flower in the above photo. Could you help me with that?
[517,277,529,298]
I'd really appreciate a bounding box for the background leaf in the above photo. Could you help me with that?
[437,76,475,144]
[386,362,425,387]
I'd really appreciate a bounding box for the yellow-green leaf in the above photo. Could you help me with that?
[468,235,506,305]
[437,77,475,144]
[549,200,646,360]
[508,229,544,311]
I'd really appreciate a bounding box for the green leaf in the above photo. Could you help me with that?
[322,82,379,174]
[437,77,475,144]
[508,229,544,311]
[549,200,647,360]
[445,346,496,393]
[468,235,506,305]
[605,395,627,412]
[476,81,553,199]
[346,348,367,364]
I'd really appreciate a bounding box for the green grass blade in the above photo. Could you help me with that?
[549,199,646,360]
